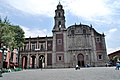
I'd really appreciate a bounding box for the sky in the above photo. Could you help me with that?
[0,0,120,54]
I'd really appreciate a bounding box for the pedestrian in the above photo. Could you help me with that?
[115,62,120,70]
[75,65,80,70]
[14,66,16,71]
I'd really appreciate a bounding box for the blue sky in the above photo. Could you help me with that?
[0,0,120,54]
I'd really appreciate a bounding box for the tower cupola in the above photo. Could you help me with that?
[52,2,66,32]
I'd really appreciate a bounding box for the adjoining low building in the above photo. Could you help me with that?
[19,2,108,69]
[108,50,120,66]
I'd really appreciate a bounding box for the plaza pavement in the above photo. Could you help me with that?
[0,67,120,80]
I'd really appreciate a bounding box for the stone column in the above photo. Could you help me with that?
[13,49,17,64]
[29,37,31,50]
[45,36,47,51]
[6,48,11,68]
[63,32,67,67]
[30,56,32,68]
[52,33,56,67]
[27,54,30,68]
[37,38,38,49]
[36,54,39,68]
[35,57,36,68]
[19,53,22,67]
[90,30,97,66]
[45,53,47,68]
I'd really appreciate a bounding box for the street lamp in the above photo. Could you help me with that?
[0,46,6,77]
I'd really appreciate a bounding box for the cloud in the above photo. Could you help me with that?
[4,0,111,18]
[105,28,120,54]
[109,28,117,33]
[3,0,117,27]
[105,28,118,40]
[66,0,111,19]
[0,12,4,17]
[107,47,120,54]
[110,0,120,10]
[20,25,52,38]
[5,0,58,17]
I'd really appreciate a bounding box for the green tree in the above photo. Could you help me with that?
[10,25,25,49]
[0,17,11,48]
[0,17,25,50]
[112,56,120,61]
[1,24,15,50]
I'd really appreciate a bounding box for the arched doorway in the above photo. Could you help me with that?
[39,55,45,68]
[22,56,27,69]
[31,56,36,68]
[77,54,84,67]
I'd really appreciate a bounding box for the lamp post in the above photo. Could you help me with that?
[0,46,6,77]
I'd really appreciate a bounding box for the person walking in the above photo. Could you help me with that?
[115,62,120,70]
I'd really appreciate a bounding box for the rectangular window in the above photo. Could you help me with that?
[57,39,62,45]
[96,37,101,42]
[40,43,45,51]
[98,54,102,60]
[59,56,61,60]
[32,44,35,51]
[57,55,64,62]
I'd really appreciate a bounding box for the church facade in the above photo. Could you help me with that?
[20,3,108,69]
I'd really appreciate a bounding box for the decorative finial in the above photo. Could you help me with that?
[90,24,92,28]
[75,23,76,25]
[102,33,105,37]
[45,35,47,39]
[80,22,81,25]
[58,0,61,5]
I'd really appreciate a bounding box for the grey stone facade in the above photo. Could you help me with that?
[20,3,108,69]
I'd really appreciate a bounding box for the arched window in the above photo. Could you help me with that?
[58,21,61,25]
[58,21,61,28]
[71,30,74,35]
[83,29,86,34]
[58,12,61,17]
[41,44,44,51]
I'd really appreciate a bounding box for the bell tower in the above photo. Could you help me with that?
[52,2,66,32]
[52,2,67,68]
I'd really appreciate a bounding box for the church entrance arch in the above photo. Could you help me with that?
[31,55,36,68]
[39,55,45,68]
[22,56,27,69]
[77,54,84,67]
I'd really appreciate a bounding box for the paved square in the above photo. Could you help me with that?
[0,67,120,80]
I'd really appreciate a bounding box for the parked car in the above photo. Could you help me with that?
[105,62,112,67]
